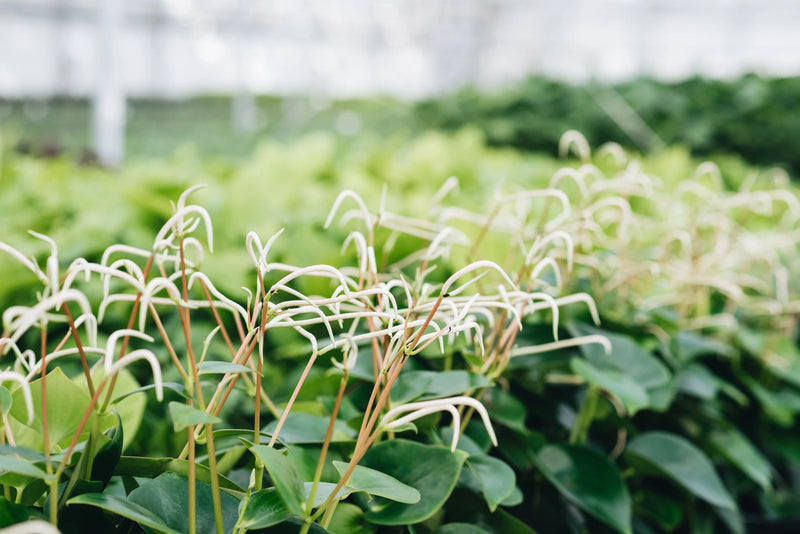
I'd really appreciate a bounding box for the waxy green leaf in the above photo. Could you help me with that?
[250,444,306,517]
[168,402,222,432]
[536,443,632,534]
[332,460,421,504]
[360,440,468,525]
[627,432,736,510]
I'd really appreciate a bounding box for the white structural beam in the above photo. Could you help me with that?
[92,0,126,166]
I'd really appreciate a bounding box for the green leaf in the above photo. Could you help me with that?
[568,323,670,389]
[570,358,649,414]
[197,361,254,375]
[465,455,516,512]
[768,337,800,389]
[676,364,720,400]
[390,371,434,404]
[672,331,735,362]
[626,432,736,510]
[741,376,800,427]
[482,387,527,432]
[91,410,124,485]
[168,402,222,432]
[0,455,50,481]
[484,509,539,534]
[67,493,182,534]
[708,428,773,491]
[500,485,524,507]
[0,387,11,417]
[303,482,351,507]
[360,440,468,525]
[111,382,189,403]
[635,490,682,531]
[261,517,330,533]
[113,456,244,495]
[263,413,356,444]
[7,368,103,452]
[238,488,292,530]
[715,505,744,534]
[435,524,492,534]
[250,445,306,517]
[0,497,44,527]
[332,460,421,504]
[127,472,241,534]
[440,427,487,456]
[76,367,145,451]
[327,502,375,534]
[536,444,632,534]
[421,370,491,399]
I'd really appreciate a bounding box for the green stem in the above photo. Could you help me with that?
[47,478,58,526]
[205,423,224,534]
[83,415,101,480]
[188,425,196,534]
[254,458,264,492]
[569,385,601,445]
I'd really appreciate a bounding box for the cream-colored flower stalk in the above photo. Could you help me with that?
[0,370,34,424]
[380,395,498,452]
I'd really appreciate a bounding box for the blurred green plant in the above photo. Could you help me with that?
[417,74,800,175]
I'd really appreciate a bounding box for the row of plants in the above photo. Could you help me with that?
[1,130,799,533]
[2,95,411,162]
[9,74,800,174]
[416,74,800,175]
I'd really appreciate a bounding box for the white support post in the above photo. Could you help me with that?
[232,0,256,132]
[93,0,126,167]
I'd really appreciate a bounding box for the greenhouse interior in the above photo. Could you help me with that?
[2,1,800,533]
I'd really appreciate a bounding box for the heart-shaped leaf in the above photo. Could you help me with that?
[91,410,124,485]
[465,455,516,512]
[626,432,736,510]
[327,502,375,534]
[68,493,181,534]
[332,460,420,504]
[127,472,241,534]
[250,445,306,517]
[168,402,222,432]
[708,428,772,491]
[238,488,292,530]
[262,413,356,444]
[570,358,649,414]
[536,443,632,534]
[568,323,670,390]
[0,497,44,527]
[360,440,468,525]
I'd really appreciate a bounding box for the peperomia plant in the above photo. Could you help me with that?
[0,130,799,534]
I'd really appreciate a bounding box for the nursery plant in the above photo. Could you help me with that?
[0,131,799,533]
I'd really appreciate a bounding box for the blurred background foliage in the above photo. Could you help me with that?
[4,75,800,172]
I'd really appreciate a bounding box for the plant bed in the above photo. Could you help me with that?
[0,132,799,533]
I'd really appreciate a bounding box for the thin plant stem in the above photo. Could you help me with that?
[569,385,601,445]
[315,353,407,525]
[267,352,317,448]
[60,303,95,397]
[205,422,225,534]
[254,355,262,445]
[39,327,57,526]
[306,370,348,516]
[187,425,197,534]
